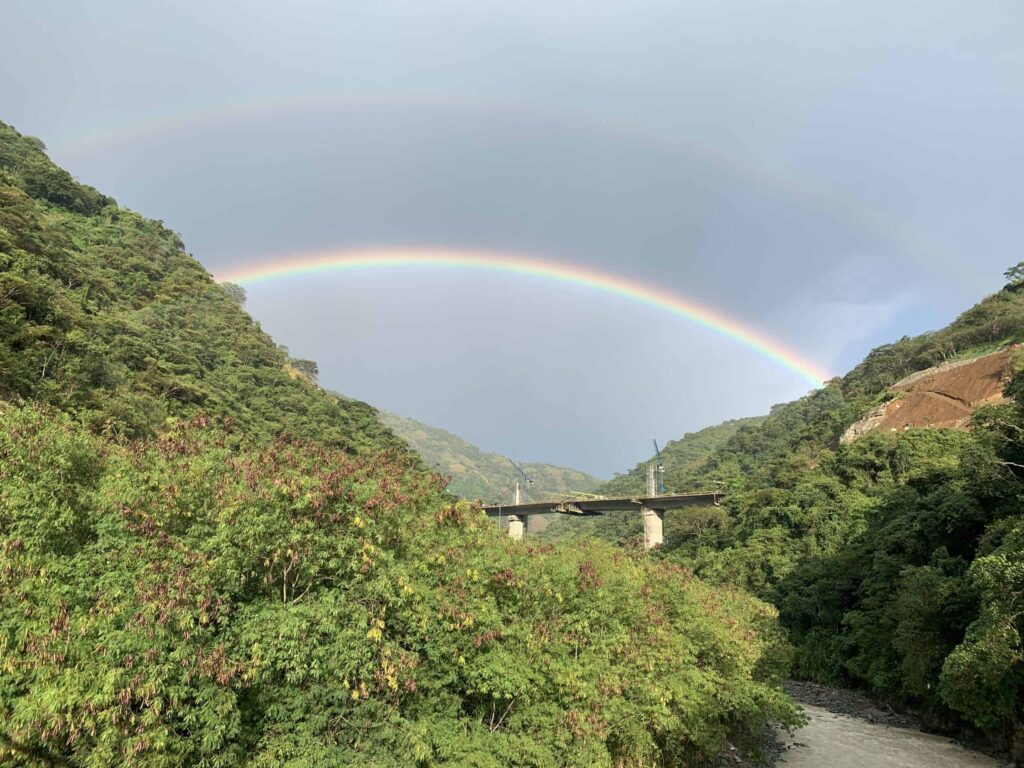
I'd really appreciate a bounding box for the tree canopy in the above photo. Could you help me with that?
[0,405,798,766]
[0,119,801,766]
[0,120,404,456]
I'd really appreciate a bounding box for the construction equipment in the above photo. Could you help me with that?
[509,459,534,504]
[652,438,666,495]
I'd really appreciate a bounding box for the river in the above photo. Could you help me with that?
[777,703,1004,768]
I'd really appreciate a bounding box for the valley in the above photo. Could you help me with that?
[1,117,1022,767]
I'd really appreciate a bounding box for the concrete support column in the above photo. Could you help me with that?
[642,507,663,550]
[508,515,524,541]
[641,463,663,549]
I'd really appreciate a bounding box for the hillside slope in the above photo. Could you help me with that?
[0,121,404,455]
[381,409,602,501]
[597,416,765,497]
[639,277,1024,758]
[0,118,803,767]
[841,347,1014,441]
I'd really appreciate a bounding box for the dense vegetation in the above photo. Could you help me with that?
[598,418,764,498]
[0,121,402,454]
[7,112,1020,763]
[380,410,601,502]
[598,274,1024,759]
[0,405,798,766]
[0,122,800,766]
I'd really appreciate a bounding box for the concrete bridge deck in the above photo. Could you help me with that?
[482,491,722,518]
[483,491,724,549]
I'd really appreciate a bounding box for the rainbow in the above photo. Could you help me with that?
[217,248,830,388]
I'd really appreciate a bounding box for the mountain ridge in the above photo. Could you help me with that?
[0,118,804,766]
[0,120,407,457]
[579,276,1024,758]
[380,409,602,502]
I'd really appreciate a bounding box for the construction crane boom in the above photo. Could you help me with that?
[652,438,666,495]
[509,459,534,503]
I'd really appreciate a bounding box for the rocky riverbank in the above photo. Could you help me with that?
[782,680,919,729]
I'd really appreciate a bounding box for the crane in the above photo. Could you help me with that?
[652,438,666,495]
[509,459,534,504]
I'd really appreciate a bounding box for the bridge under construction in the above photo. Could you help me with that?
[482,466,723,550]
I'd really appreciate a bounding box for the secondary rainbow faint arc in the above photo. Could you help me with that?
[218,249,830,388]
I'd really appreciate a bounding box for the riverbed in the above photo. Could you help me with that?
[777,703,1003,768]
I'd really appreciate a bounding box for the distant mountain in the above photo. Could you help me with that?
[380,410,602,502]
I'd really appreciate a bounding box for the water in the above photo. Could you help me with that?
[778,704,1002,768]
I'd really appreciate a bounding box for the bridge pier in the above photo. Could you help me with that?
[641,507,664,549]
[507,482,527,541]
[642,464,663,549]
[483,488,723,549]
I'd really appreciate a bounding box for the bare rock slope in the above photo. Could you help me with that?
[842,348,1016,443]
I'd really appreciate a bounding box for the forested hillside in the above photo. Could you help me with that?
[596,275,1024,759]
[381,410,602,501]
[597,417,765,497]
[0,121,801,766]
[0,121,402,454]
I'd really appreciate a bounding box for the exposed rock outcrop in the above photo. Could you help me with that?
[841,347,1017,443]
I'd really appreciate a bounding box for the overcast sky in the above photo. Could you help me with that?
[2,1,1021,477]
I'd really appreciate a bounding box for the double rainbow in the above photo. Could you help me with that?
[217,248,830,388]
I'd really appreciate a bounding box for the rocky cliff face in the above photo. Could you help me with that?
[841,347,1016,443]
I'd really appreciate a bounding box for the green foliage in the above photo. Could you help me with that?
[665,383,1024,753]
[220,281,247,306]
[843,288,1024,398]
[1004,260,1024,291]
[0,406,798,767]
[597,417,765,498]
[690,370,1023,755]
[0,129,109,215]
[290,358,319,382]
[940,518,1024,730]
[0,120,405,455]
[573,273,1024,755]
[381,411,602,502]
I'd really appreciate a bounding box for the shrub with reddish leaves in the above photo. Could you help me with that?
[0,404,797,767]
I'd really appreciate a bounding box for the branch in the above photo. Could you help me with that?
[489,698,516,733]
[39,341,63,381]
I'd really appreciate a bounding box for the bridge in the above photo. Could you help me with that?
[483,467,723,550]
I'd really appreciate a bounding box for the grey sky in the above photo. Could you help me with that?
[2,1,1021,476]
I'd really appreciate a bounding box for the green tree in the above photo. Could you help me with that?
[0,406,799,766]
[220,281,247,305]
[1004,261,1024,291]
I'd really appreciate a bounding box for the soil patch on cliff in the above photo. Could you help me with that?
[843,348,1016,442]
